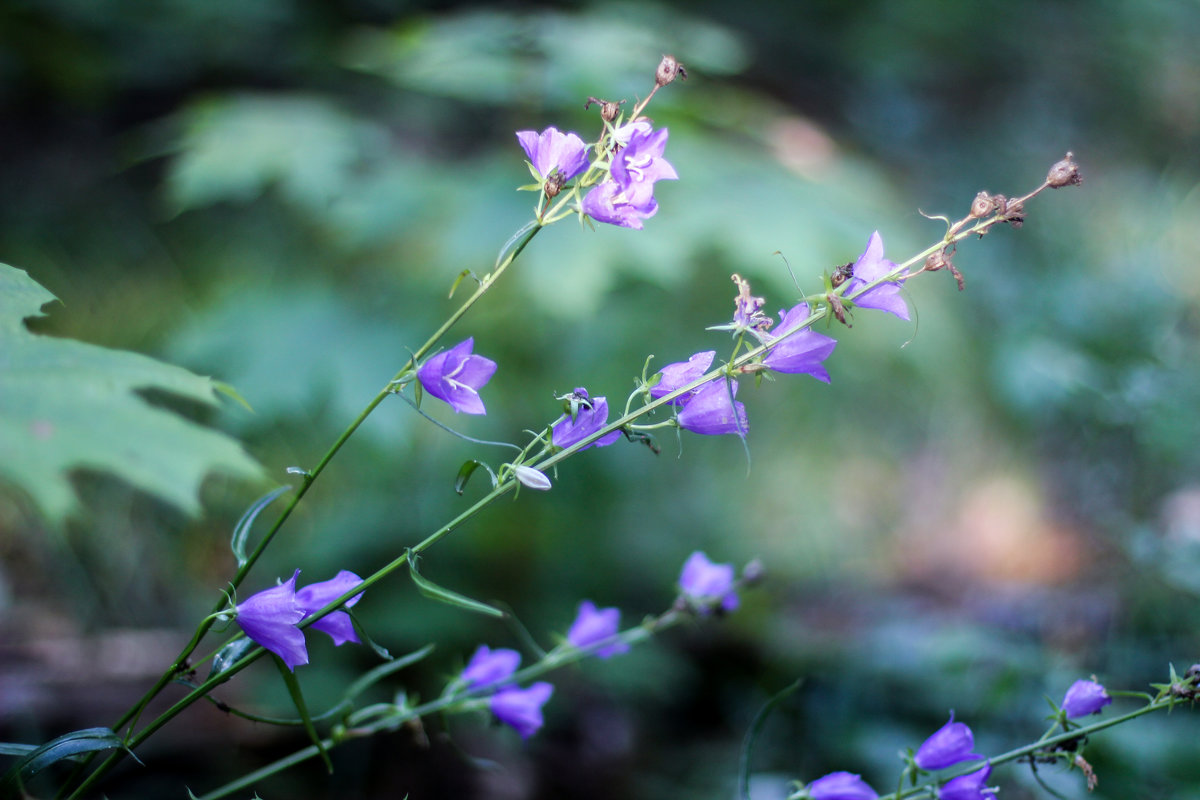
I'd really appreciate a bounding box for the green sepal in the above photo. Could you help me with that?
[230,485,291,568]
[454,459,497,495]
[447,268,477,299]
[0,727,133,793]
[407,549,505,618]
[274,657,332,773]
[209,636,256,680]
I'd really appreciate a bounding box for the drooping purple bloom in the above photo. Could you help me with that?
[417,337,497,415]
[461,645,521,690]
[550,389,621,451]
[650,351,716,404]
[806,771,879,800]
[844,231,909,320]
[679,551,739,614]
[567,600,629,659]
[675,379,748,437]
[612,119,652,148]
[610,126,677,193]
[490,682,554,739]
[1061,679,1112,718]
[295,570,364,647]
[582,178,659,230]
[762,303,837,382]
[236,570,308,671]
[938,763,996,800]
[516,126,590,182]
[914,712,983,771]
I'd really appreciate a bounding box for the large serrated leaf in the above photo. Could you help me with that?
[0,264,264,524]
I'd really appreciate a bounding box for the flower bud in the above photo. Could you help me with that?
[1060,678,1112,718]
[1047,151,1082,188]
[585,96,624,122]
[655,54,687,87]
[741,558,766,585]
[514,465,551,491]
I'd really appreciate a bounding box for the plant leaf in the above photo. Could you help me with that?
[230,486,292,567]
[0,264,264,524]
[0,727,128,792]
[407,549,505,618]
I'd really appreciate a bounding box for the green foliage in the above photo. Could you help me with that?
[0,264,263,524]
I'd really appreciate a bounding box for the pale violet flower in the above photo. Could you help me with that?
[1061,679,1112,718]
[844,231,909,320]
[417,337,497,415]
[679,551,739,613]
[806,771,878,800]
[762,303,837,381]
[914,712,983,771]
[235,570,307,671]
[461,645,520,690]
[490,682,554,739]
[566,600,628,659]
[516,126,589,182]
[650,351,716,404]
[675,379,748,438]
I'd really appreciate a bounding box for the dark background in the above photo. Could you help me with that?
[2,1,1200,798]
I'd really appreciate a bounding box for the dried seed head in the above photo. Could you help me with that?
[1002,196,1025,228]
[1047,151,1082,188]
[655,54,687,87]
[584,96,624,122]
[970,191,996,218]
[543,171,565,199]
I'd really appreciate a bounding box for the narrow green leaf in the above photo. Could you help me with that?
[407,549,505,618]
[344,644,436,701]
[230,486,292,567]
[274,658,332,773]
[738,680,802,800]
[454,460,483,495]
[0,727,126,792]
[209,636,257,680]
[448,268,474,299]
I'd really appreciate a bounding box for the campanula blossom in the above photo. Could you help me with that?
[295,570,364,647]
[675,379,748,437]
[761,303,837,381]
[650,351,716,404]
[417,337,497,415]
[843,231,909,320]
[729,273,772,338]
[461,645,521,690]
[806,771,879,800]
[490,682,554,739]
[938,763,996,800]
[550,388,621,451]
[516,126,590,182]
[914,712,983,771]
[610,125,677,194]
[582,178,659,230]
[566,600,629,659]
[513,465,552,491]
[612,119,651,148]
[1061,679,1112,718]
[235,570,308,671]
[679,551,739,613]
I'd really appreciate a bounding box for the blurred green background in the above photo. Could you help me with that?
[3,1,1200,798]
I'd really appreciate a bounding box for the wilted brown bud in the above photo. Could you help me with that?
[970,191,996,218]
[827,292,849,326]
[584,96,624,122]
[830,262,853,288]
[926,250,965,290]
[655,54,687,87]
[1002,196,1025,228]
[544,171,565,199]
[1047,151,1082,188]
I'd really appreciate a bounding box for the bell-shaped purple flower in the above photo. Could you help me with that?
[490,682,554,739]
[550,389,621,451]
[567,600,629,659]
[417,337,497,415]
[236,570,308,671]
[295,570,364,647]
[762,303,837,382]
[844,231,909,320]
[675,379,748,437]
[1061,679,1112,718]
[610,125,677,193]
[806,771,879,800]
[938,763,996,800]
[914,712,983,770]
[650,351,716,404]
[582,178,659,230]
[679,551,739,614]
[516,126,589,182]
[461,644,521,690]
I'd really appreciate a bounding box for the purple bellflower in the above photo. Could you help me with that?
[612,119,652,148]
[461,645,521,690]
[1061,679,1112,718]
[516,126,589,182]
[610,125,677,193]
[938,763,996,800]
[550,388,621,451]
[295,570,364,647]
[582,178,659,230]
[417,337,497,415]
[235,570,308,671]
[490,682,554,739]
[806,771,879,800]
[914,712,984,771]
[650,351,716,404]
[675,379,748,437]
[583,124,677,230]
[567,600,629,659]
[679,551,739,614]
[762,303,837,381]
[844,231,909,320]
